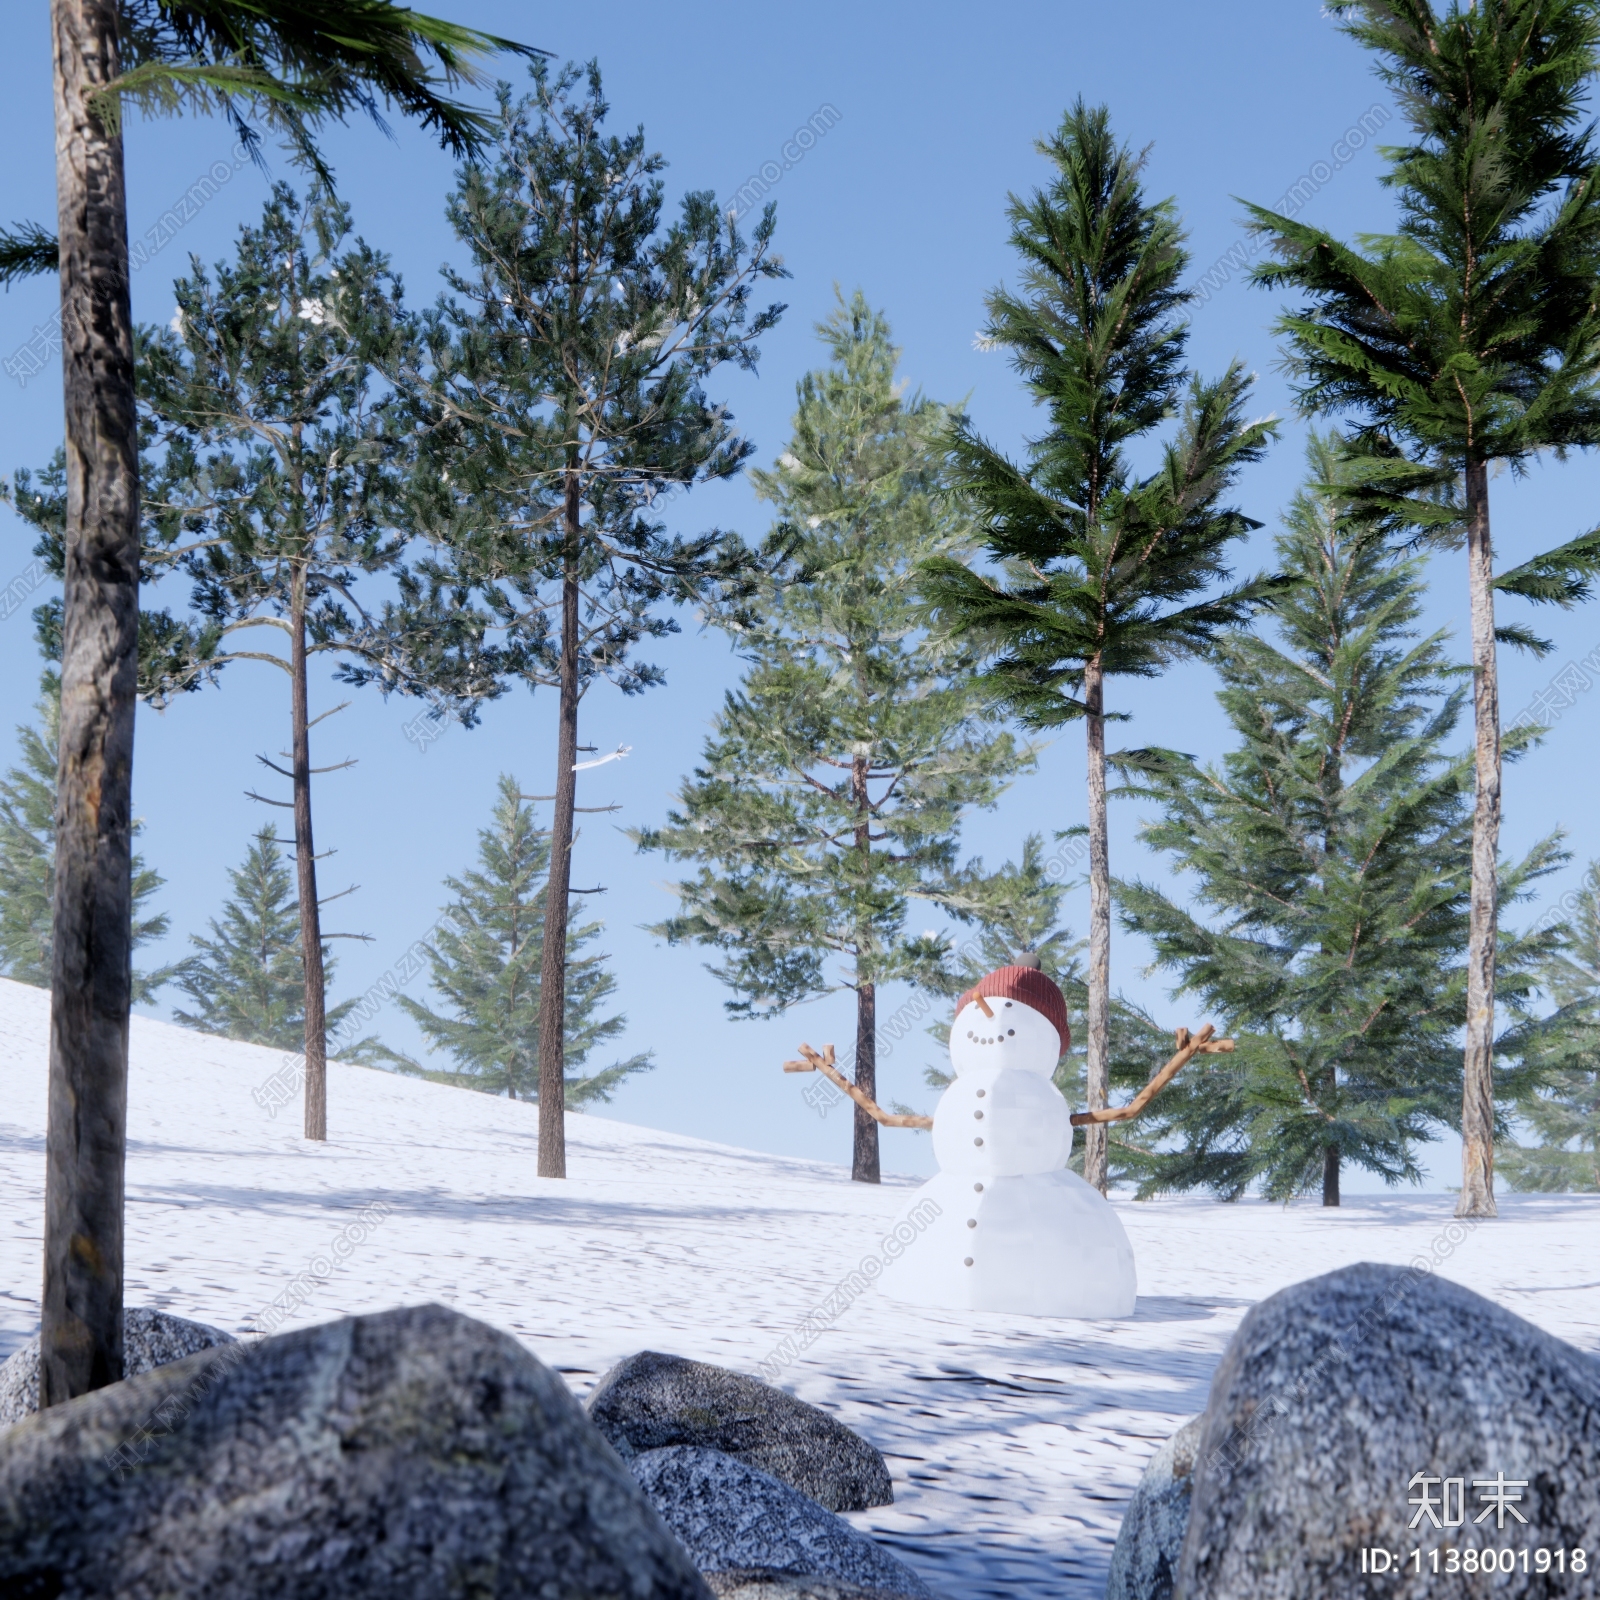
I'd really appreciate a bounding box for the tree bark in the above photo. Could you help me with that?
[536,467,581,1179]
[41,0,137,1408]
[1459,458,1499,1219]
[1083,654,1110,1194]
[290,568,329,1142]
[1321,1144,1340,1207]
[853,982,881,1184]
[850,752,880,1183]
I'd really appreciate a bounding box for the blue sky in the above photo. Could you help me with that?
[3,0,1598,1190]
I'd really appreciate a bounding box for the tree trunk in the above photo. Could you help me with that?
[853,982,881,1184]
[1083,654,1110,1194]
[850,752,880,1183]
[1459,458,1499,1219]
[290,569,329,1143]
[40,0,137,1408]
[536,469,581,1179]
[1321,1144,1340,1207]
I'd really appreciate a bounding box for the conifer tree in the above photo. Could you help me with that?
[135,184,431,1143]
[920,102,1278,1195]
[172,825,313,1051]
[1501,860,1600,1191]
[1244,0,1600,1216]
[368,60,785,1179]
[640,294,1032,1183]
[0,677,171,1004]
[1118,437,1562,1203]
[376,775,651,1104]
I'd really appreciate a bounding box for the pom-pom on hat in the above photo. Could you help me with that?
[956,961,1070,1055]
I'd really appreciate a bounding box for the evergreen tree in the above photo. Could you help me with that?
[3,0,533,1407]
[920,102,1278,1194]
[639,294,1033,1183]
[172,826,313,1051]
[1501,860,1600,1191]
[368,60,785,1179]
[377,775,651,1104]
[0,677,170,1004]
[1118,437,1562,1203]
[136,183,428,1144]
[1245,0,1600,1217]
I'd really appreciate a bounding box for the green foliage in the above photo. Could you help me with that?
[0,677,172,1002]
[359,58,788,712]
[375,775,650,1103]
[1116,437,1563,1200]
[1501,860,1600,1191]
[1249,0,1600,606]
[639,293,1032,1014]
[108,1,538,175]
[136,182,422,695]
[173,826,307,1050]
[921,100,1280,730]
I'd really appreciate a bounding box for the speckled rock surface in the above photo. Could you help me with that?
[0,1307,236,1427]
[705,1574,913,1600]
[0,1303,712,1600]
[588,1350,894,1511]
[1104,1414,1203,1600]
[631,1446,933,1598]
[1179,1262,1600,1599]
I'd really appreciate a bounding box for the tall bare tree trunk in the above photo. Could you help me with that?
[1083,654,1110,1194]
[290,569,328,1142]
[1459,458,1499,1219]
[1322,1144,1340,1207]
[41,0,137,1407]
[536,468,581,1179]
[850,753,880,1183]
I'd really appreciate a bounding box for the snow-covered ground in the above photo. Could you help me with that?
[1,976,1597,1598]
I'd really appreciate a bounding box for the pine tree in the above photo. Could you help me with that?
[1501,860,1600,1191]
[376,775,651,1104]
[1118,436,1562,1203]
[0,676,170,1004]
[1245,0,1600,1217]
[368,60,785,1179]
[4,0,532,1407]
[172,826,310,1051]
[919,102,1278,1194]
[639,293,1032,1183]
[135,183,430,1144]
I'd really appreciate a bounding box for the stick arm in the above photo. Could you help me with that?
[1068,1025,1234,1126]
[783,1043,934,1130]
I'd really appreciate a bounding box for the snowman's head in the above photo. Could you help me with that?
[948,964,1069,1077]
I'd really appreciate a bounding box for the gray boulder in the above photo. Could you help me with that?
[0,1302,711,1600]
[0,1306,236,1426]
[1179,1261,1600,1600]
[1104,1414,1203,1600]
[705,1575,913,1599]
[631,1446,934,1599]
[588,1350,893,1511]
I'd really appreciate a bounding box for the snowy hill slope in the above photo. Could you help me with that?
[1,975,1597,1597]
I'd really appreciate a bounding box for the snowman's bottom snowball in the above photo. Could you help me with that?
[877,1167,1137,1318]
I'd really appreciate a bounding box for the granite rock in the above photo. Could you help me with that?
[1104,1414,1203,1600]
[0,1302,712,1600]
[0,1306,236,1427]
[1179,1261,1600,1599]
[631,1445,933,1598]
[705,1574,916,1600]
[588,1351,894,1512]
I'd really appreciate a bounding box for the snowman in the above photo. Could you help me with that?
[784,959,1230,1319]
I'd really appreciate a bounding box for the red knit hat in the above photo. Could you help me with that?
[956,964,1070,1054]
